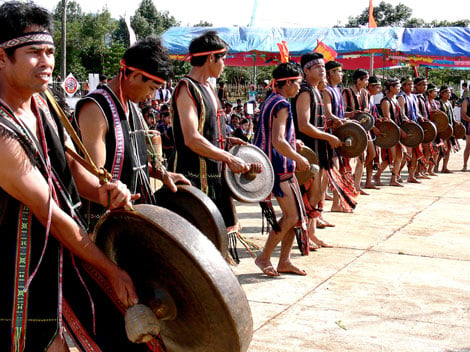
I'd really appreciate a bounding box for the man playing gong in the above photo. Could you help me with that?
[254,62,310,276]
[171,31,249,257]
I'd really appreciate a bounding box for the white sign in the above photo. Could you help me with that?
[63,73,80,97]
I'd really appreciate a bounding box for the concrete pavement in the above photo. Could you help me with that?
[233,144,470,352]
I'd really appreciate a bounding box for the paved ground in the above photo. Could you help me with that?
[232,144,470,352]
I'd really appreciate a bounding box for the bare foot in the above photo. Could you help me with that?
[359,189,369,195]
[373,174,383,186]
[331,205,353,213]
[277,262,307,276]
[441,169,452,173]
[396,176,403,183]
[255,257,279,277]
[428,170,437,176]
[324,193,333,201]
[407,178,421,183]
[462,166,467,172]
[390,180,404,187]
[364,182,379,189]
[316,218,327,229]
[309,241,319,251]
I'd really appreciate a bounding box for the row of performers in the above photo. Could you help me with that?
[250,52,465,277]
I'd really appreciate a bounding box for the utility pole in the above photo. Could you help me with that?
[60,0,67,82]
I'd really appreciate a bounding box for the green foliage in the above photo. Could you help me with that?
[131,0,179,38]
[194,21,213,27]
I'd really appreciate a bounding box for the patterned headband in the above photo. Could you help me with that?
[185,47,227,61]
[120,59,166,84]
[0,32,54,50]
[304,58,324,70]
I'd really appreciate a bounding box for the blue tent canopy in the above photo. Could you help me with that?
[162,26,470,69]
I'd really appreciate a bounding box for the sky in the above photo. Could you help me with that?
[30,0,469,28]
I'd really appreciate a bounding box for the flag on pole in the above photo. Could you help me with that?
[368,0,377,28]
[314,40,337,62]
[277,41,290,63]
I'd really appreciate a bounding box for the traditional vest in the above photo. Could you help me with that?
[171,76,226,194]
[343,87,369,112]
[381,96,402,126]
[398,91,419,121]
[325,85,345,119]
[254,92,296,176]
[74,86,152,229]
[0,94,81,351]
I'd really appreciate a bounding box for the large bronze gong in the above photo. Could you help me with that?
[375,120,400,148]
[94,205,253,352]
[400,121,424,148]
[437,124,453,140]
[420,120,437,143]
[353,111,375,131]
[224,144,275,203]
[333,121,368,158]
[295,146,320,185]
[430,110,450,133]
[154,185,227,255]
[453,122,466,140]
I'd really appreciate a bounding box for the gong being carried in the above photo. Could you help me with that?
[430,110,450,133]
[224,144,274,203]
[353,111,375,131]
[400,121,424,148]
[437,124,453,140]
[420,120,437,143]
[333,121,368,158]
[154,185,227,254]
[295,146,320,185]
[94,205,253,352]
[375,120,400,148]
[453,122,466,140]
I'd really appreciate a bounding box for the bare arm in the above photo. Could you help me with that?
[322,90,343,129]
[175,82,248,173]
[272,107,309,171]
[396,96,410,121]
[0,136,137,307]
[381,99,391,121]
[296,91,342,148]
[461,99,470,122]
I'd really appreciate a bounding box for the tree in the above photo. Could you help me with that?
[194,20,213,27]
[344,1,412,27]
[131,0,179,38]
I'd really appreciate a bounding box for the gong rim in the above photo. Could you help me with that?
[94,205,253,352]
[333,121,368,158]
[400,121,424,148]
[224,144,275,203]
[154,185,228,255]
[295,146,319,185]
[430,110,450,133]
[353,111,375,131]
[420,120,437,144]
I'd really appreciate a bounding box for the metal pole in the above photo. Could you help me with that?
[60,0,67,81]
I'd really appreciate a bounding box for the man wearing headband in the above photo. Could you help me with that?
[424,83,441,175]
[291,53,342,233]
[374,78,405,187]
[75,36,189,231]
[366,76,383,184]
[322,61,358,214]
[397,76,424,183]
[0,2,141,351]
[342,68,375,195]
[437,85,460,173]
[413,77,435,178]
[254,62,310,276]
[172,31,249,263]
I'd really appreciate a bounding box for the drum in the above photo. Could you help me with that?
[400,121,424,148]
[146,131,163,163]
[94,205,253,352]
[375,120,400,148]
[420,120,437,144]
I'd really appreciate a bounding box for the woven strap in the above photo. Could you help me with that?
[43,90,112,183]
